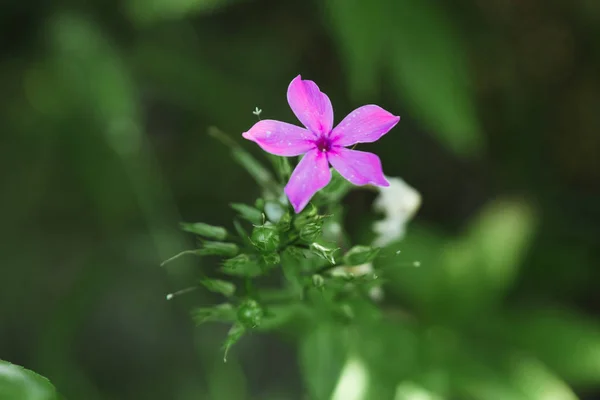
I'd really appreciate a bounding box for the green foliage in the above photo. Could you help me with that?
[326,0,483,158]
[198,241,239,257]
[200,278,236,297]
[127,0,239,25]
[220,254,262,277]
[230,203,264,225]
[223,323,246,363]
[6,2,598,398]
[507,308,600,387]
[192,303,237,325]
[300,323,348,400]
[342,245,380,266]
[0,360,60,400]
[180,222,228,240]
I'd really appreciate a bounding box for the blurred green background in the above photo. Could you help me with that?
[1,0,600,399]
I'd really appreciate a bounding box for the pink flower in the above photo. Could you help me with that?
[243,75,400,213]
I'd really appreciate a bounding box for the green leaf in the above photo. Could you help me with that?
[300,323,349,400]
[200,278,236,297]
[507,308,600,386]
[230,203,263,225]
[0,360,60,400]
[343,245,380,266]
[221,254,262,277]
[198,241,239,257]
[191,303,236,325]
[180,222,228,240]
[223,323,246,363]
[390,0,482,158]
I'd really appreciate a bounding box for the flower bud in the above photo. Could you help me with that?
[198,241,239,257]
[277,211,292,232]
[221,254,262,277]
[299,222,323,242]
[293,202,319,229]
[237,299,264,328]
[262,252,281,266]
[251,225,280,253]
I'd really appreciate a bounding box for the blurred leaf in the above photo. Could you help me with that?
[300,323,348,400]
[394,381,444,400]
[191,303,236,325]
[230,203,264,225]
[199,241,239,257]
[374,224,446,314]
[220,254,262,277]
[454,351,578,400]
[507,308,600,386]
[210,127,279,196]
[326,0,387,100]
[315,169,353,204]
[223,323,246,363]
[434,200,535,317]
[207,357,247,400]
[0,360,60,400]
[200,278,236,297]
[127,0,240,25]
[343,245,380,266]
[390,0,482,158]
[379,200,535,320]
[180,222,228,240]
[326,0,482,157]
[330,357,369,400]
[281,255,304,298]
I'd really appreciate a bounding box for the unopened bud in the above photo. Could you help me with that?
[251,225,280,253]
[237,299,264,328]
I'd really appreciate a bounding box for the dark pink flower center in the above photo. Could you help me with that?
[314,136,332,153]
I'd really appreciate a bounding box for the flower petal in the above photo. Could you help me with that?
[287,75,334,136]
[284,149,332,213]
[242,120,316,156]
[330,105,400,146]
[328,147,389,187]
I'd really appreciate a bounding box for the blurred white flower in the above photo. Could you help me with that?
[372,176,421,247]
[331,357,369,400]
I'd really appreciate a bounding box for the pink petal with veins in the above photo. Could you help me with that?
[328,147,389,187]
[242,120,316,156]
[287,75,334,136]
[284,149,332,213]
[330,105,399,147]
